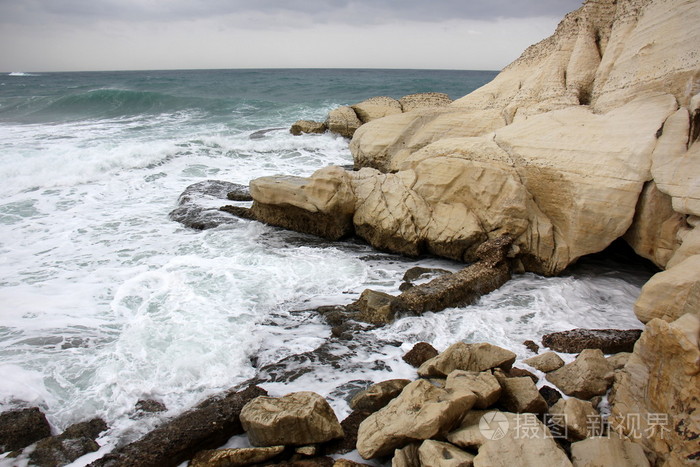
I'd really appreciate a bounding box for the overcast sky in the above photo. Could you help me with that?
[0,0,582,72]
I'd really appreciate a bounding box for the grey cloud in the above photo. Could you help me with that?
[1,0,583,26]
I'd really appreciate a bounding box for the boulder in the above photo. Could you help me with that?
[402,342,439,368]
[541,328,642,354]
[570,436,650,467]
[548,398,601,441]
[346,289,397,325]
[399,267,452,291]
[610,313,700,466]
[522,352,565,372]
[445,371,501,409]
[418,439,475,467]
[418,342,516,378]
[290,120,327,136]
[351,97,402,124]
[250,166,356,241]
[495,376,548,415]
[134,399,167,415]
[189,445,285,467]
[523,341,539,354]
[634,255,700,323]
[0,407,51,453]
[356,378,477,459]
[546,349,615,400]
[470,413,572,467]
[326,106,362,138]
[399,93,453,113]
[240,392,343,447]
[90,385,266,467]
[349,379,411,413]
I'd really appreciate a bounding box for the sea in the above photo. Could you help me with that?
[0,68,653,465]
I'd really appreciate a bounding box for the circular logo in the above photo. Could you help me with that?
[479,411,510,440]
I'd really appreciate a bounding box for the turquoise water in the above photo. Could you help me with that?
[0,68,648,464]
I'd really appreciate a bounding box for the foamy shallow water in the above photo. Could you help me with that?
[0,69,650,465]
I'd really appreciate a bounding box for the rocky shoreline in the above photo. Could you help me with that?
[2,0,699,465]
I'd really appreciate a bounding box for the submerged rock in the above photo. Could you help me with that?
[0,407,51,453]
[169,180,252,230]
[29,418,107,467]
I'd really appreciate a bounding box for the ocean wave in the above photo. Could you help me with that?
[8,72,40,77]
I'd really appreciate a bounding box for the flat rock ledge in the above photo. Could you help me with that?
[291,92,453,138]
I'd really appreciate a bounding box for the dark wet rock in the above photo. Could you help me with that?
[250,127,286,140]
[323,410,373,455]
[542,328,643,354]
[169,180,251,230]
[290,120,327,136]
[0,407,51,453]
[539,386,563,407]
[89,385,266,467]
[219,205,256,220]
[349,379,411,412]
[29,419,107,467]
[329,380,374,406]
[399,267,452,291]
[391,236,513,315]
[270,457,335,467]
[134,399,167,415]
[523,340,540,354]
[226,187,253,201]
[402,342,439,368]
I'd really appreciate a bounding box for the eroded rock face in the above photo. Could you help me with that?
[326,106,362,139]
[240,392,343,447]
[634,255,700,323]
[545,349,614,400]
[398,93,453,113]
[250,166,356,240]
[356,379,477,459]
[610,313,700,466]
[29,418,107,466]
[351,97,403,124]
